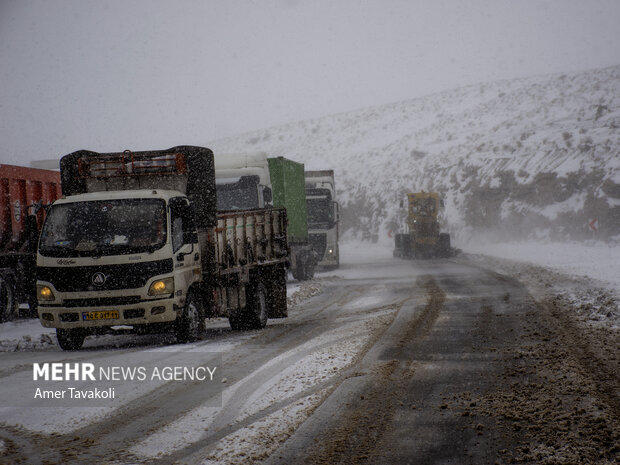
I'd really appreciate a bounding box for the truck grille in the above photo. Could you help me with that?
[61,296,142,307]
[38,259,173,292]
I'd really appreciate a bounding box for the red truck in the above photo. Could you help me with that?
[0,164,61,321]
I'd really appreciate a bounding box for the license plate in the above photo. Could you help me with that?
[82,311,119,321]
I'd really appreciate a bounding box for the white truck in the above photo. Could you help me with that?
[36,146,289,350]
[215,152,317,281]
[305,170,340,269]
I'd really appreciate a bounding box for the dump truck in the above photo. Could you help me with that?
[214,152,317,281]
[305,170,340,269]
[393,191,451,259]
[0,164,61,321]
[36,146,289,350]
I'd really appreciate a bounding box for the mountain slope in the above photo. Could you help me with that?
[210,65,620,243]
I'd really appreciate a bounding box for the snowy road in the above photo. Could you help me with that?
[1,243,619,464]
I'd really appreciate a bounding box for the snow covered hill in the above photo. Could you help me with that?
[210,65,620,243]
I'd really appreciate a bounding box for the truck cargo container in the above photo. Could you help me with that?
[0,164,61,321]
[215,153,317,281]
[305,170,340,269]
[36,146,289,350]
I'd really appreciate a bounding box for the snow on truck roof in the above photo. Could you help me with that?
[55,189,184,203]
[214,152,271,186]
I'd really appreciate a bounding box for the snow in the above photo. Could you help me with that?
[130,304,395,460]
[200,391,327,465]
[463,240,620,290]
[459,239,620,330]
[210,64,620,243]
[0,238,617,462]
[0,319,57,351]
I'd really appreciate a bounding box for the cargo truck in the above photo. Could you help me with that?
[36,146,289,350]
[393,191,451,259]
[215,153,317,281]
[0,164,61,321]
[305,170,340,269]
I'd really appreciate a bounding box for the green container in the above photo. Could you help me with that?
[268,157,308,244]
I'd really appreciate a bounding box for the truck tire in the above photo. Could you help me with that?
[291,265,304,281]
[175,291,205,343]
[439,233,451,257]
[0,274,18,322]
[56,328,86,350]
[292,260,314,281]
[268,265,287,318]
[228,281,268,330]
[247,281,268,329]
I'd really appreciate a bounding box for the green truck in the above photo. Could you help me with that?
[215,153,318,281]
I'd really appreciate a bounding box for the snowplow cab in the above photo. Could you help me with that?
[394,192,451,259]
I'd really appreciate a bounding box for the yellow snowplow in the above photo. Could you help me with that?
[393,192,451,259]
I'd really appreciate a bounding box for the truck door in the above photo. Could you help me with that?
[169,197,201,303]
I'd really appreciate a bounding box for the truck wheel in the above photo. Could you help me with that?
[56,328,86,350]
[228,314,244,331]
[291,265,302,281]
[268,265,287,318]
[175,291,205,343]
[0,274,18,322]
[247,281,268,329]
[304,262,316,280]
[439,233,451,257]
[292,261,311,281]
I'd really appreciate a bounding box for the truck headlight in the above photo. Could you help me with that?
[37,285,55,302]
[148,278,174,296]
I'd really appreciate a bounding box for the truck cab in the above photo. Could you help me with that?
[215,153,317,281]
[38,189,201,325]
[216,175,272,211]
[37,146,289,350]
[305,170,340,269]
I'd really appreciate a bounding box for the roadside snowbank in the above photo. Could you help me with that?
[463,240,620,291]
[459,240,619,330]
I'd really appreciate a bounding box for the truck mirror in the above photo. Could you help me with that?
[263,186,272,204]
[399,199,404,208]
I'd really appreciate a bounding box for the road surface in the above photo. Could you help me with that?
[0,249,618,464]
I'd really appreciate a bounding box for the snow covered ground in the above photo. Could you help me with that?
[0,238,616,463]
[464,240,620,290]
[458,240,620,330]
[333,238,620,331]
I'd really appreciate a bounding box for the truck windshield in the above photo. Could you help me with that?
[39,199,167,257]
[306,198,333,225]
[216,182,259,210]
[411,198,437,217]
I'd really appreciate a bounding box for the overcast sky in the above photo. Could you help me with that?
[1,0,620,165]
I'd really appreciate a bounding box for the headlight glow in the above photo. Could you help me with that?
[37,285,55,301]
[148,278,174,296]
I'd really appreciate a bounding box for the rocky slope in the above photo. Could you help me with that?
[210,65,620,243]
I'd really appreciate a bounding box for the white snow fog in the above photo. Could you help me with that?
[0,1,619,464]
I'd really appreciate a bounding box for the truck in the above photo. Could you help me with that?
[304,170,340,269]
[0,164,61,321]
[393,191,451,259]
[36,146,289,350]
[214,152,318,281]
